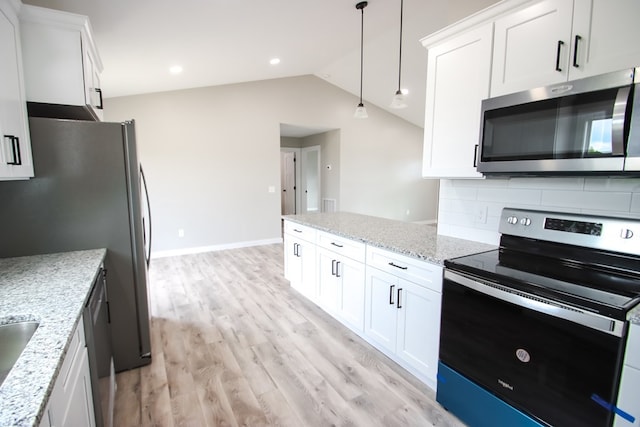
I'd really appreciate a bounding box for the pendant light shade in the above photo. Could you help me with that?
[390,0,407,109]
[354,1,368,119]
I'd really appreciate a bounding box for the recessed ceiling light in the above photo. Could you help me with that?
[169,65,183,74]
[269,58,281,65]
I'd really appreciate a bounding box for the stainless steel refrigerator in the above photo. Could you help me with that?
[0,117,152,373]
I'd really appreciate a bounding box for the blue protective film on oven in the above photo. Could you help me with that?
[591,394,636,423]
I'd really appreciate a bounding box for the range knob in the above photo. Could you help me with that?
[520,217,532,226]
[507,216,518,225]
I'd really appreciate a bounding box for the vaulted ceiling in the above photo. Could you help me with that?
[23,0,499,128]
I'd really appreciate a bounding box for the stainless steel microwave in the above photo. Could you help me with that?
[477,67,640,176]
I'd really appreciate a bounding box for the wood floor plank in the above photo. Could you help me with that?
[112,244,465,427]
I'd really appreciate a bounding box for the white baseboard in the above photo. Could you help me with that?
[412,219,437,225]
[151,237,283,259]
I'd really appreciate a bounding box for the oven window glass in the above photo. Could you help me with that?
[481,88,622,162]
[440,277,624,427]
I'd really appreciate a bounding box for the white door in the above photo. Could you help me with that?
[280,150,296,215]
[336,257,365,333]
[300,145,321,213]
[317,248,339,314]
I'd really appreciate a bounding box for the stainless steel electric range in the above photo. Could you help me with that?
[438,207,640,427]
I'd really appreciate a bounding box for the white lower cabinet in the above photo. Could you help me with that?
[42,318,96,427]
[282,221,443,391]
[364,266,441,389]
[615,323,640,426]
[316,232,366,333]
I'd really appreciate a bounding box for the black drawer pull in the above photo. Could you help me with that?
[555,40,564,72]
[389,284,395,305]
[331,242,344,248]
[397,288,403,309]
[95,88,104,109]
[331,259,337,276]
[293,228,302,233]
[389,262,408,270]
[335,261,341,278]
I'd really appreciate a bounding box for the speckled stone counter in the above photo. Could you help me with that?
[0,249,106,427]
[283,212,496,264]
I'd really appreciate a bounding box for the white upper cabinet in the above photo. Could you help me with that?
[422,23,493,179]
[19,5,104,121]
[491,0,573,97]
[491,0,640,97]
[570,0,640,80]
[0,0,33,180]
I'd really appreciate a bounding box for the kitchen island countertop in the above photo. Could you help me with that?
[283,211,496,265]
[0,249,106,427]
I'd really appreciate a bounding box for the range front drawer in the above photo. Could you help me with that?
[366,245,442,293]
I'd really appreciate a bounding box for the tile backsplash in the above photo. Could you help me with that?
[438,177,640,245]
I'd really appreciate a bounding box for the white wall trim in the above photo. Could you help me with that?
[151,237,283,259]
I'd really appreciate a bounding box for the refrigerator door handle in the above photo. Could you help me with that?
[140,165,152,268]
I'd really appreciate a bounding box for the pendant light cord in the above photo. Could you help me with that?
[397,0,403,92]
[359,5,364,104]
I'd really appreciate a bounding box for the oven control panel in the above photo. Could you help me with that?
[500,208,640,255]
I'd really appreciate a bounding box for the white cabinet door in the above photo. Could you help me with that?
[614,365,640,427]
[317,248,339,314]
[364,268,398,354]
[48,319,96,427]
[491,0,574,97]
[422,23,492,179]
[396,279,441,384]
[20,5,103,120]
[0,2,33,179]
[285,235,317,301]
[569,0,640,80]
[284,234,302,284]
[335,256,365,333]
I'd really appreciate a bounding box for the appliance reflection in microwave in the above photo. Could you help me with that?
[587,118,613,154]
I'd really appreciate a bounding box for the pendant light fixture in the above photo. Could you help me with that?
[354,1,368,119]
[390,0,407,109]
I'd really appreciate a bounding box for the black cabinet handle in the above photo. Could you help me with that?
[388,262,408,270]
[572,35,581,68]
[293,228,302,233]
[555,40,564,72]
[473,144,479,167]
[389,284,395,305]
[4,135,21,165]
[95,88,104,110]
[331,242,344,248]
[331,259,337,276]
[397,288,403,309]
[335,261,341,278]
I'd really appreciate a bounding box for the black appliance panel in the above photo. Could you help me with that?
[440,275,625,427]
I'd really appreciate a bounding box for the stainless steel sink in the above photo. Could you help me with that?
[0,321,39,385]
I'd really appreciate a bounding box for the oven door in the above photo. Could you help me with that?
[440,269,626,427]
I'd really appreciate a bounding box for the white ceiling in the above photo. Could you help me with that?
[22,0,499,128]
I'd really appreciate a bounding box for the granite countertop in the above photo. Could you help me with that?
[0,249,107,427]
[283,211,496,264]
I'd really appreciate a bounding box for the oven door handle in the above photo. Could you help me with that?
[444,270,625,337]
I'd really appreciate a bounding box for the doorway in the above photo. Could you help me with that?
[279,146,321,215]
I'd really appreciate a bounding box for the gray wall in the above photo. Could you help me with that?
[105,75,438,255]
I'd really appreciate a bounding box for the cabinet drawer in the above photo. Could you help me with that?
[366,246,443,293]
[284,221,317,243]
[317,231,365,263]
[625,323,640,369]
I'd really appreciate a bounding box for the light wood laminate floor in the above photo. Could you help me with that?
[112,244,464,427]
